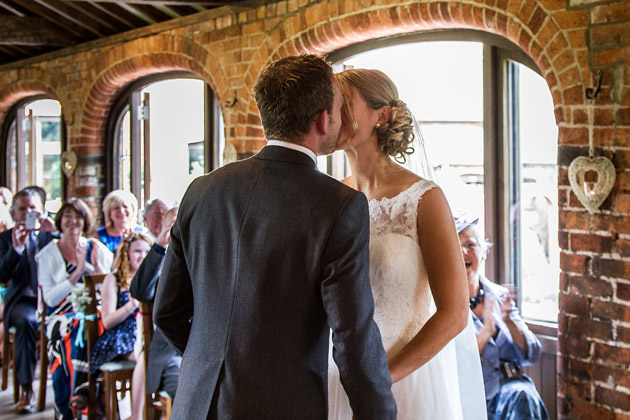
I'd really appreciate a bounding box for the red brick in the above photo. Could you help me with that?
[570,233,612,253]
[562,85,585,106]
[593,46,630,67]
[616,108,630,125]
[527,6,547,34]
[595,387,630,412]
[599,259,630,278]
[553,10,589,30]
[614,238,630,257]
[559,292,590,316]
[594,127,630,147]
[591,299,630,323]
[591,3,630,25]
[618,282,630,301]
[560,252,589,273]
[558,125,588,145]
[560,396,616,420]
[558,336,591,360]
[617,325,630,344]
[593,342,630,364]
[559,375,591,401]
[560,210,590,230]
[591,22,630,46]
[572,108,588,124]
[594,108,615,126]
[567,316,613,340]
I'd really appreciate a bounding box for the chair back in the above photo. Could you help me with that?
[84,274,107,420]
[139,301,153,371]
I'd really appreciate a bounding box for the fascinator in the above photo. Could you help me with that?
[454,217,479,234]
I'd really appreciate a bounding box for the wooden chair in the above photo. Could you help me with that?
[139,301,172,420]
[1,326,18,402]
[37,295,48,412]
[84,274,135,420]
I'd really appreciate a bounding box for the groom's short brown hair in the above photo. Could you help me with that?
[253,54,334,143]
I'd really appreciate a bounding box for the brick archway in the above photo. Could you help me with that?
[237,0,585,145]
[73,37,229,199]
[0,81,59,128]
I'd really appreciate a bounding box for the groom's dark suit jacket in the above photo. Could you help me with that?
[154,146,396,420]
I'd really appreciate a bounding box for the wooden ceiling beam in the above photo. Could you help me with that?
[9,0,96,39]
[0,16,76,46]
[30,0,112,37]
[91,1,147,28]
[64,1,228,6]
[62,1,128,33]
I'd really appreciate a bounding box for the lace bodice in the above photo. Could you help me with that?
[367,179,438,354]
[368,179,438,240]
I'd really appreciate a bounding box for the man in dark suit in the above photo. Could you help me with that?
[130,207,181,399]
[0,186,57,413]
[154,55,396,419]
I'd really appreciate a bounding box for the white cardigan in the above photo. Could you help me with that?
[36,239,113,307]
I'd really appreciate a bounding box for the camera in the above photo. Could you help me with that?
[25,211,39,230]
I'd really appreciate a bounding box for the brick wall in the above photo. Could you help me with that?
[0,0,629,418]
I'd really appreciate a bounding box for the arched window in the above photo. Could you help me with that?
[1,96,64,213]
[329,31,559,413]
[329,30,559,323]
[106,72,224,209]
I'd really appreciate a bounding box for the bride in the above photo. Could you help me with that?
[327,68,486,419]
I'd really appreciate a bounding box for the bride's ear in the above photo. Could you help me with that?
[376,106,391,126]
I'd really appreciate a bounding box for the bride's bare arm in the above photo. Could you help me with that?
[387,188,469,383]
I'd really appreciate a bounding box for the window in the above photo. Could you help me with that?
[2,97,64,213]
[107,73,225,210]
[329,30,559,323]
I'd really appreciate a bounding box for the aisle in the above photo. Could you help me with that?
[0,365,55,419]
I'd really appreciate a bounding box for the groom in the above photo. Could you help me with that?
[154,55,396,419]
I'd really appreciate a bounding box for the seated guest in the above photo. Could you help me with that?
[142,198,168,240]
[36,198,113,419]
[130,207,181,400]
[457,218,548,420]
[95,190,140,253]
[0,186,57,413]
[90,231,153,420]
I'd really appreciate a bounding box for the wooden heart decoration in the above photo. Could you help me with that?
[568,156,616,213]
[61,150,78,178]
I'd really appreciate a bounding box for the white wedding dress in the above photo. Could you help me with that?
[328,179,486,419]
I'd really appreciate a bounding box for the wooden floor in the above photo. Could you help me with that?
[0,366,56,419]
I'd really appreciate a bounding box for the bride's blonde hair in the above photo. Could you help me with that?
[335,69,415,163]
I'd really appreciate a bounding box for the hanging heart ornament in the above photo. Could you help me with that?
[61,150,78,178]
[568,156,616,213]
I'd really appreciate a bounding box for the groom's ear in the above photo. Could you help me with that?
[315,109,329,134]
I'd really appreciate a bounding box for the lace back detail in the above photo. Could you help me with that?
[368,179,438,241]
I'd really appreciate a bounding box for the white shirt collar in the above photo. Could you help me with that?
[266,140,317,165]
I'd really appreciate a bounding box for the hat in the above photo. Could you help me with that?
[454,217,479,234]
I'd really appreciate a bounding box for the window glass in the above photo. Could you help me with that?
[515,63,559,322]
[143,78,205,207]
[5,99,62,212]
[112,76,223,211]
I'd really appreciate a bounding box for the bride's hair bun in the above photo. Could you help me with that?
[377,100,415,163]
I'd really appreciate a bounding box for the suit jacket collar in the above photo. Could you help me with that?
[253,145,317,169]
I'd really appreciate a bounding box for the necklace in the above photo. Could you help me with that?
[469,285,485,310]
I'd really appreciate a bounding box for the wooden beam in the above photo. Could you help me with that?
[9,0,96,39]
[30,0,110,37]
[0,16,76,46]
[62,1,127,33]
[88,1,143,29]
[64,0,227,5]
